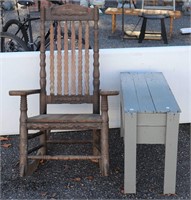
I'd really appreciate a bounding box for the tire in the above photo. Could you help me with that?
[0,32,30,52]
[3,19,29,44]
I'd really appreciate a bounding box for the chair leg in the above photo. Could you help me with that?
[19,96,28,177]
[101,125,109,176]
[19,125,28,177]
[100,95,109,176]
[39,130,47,155]
[138,18,147,43]
[93,129,100,156]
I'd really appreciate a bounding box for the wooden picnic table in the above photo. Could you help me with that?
[105,8,181,38]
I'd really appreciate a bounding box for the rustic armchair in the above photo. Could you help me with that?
[9,4,118,177]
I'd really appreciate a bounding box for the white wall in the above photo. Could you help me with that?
[0,46,190,135]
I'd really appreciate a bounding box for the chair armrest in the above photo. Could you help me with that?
[9,89,41,96]
[100,90,119,122]
[100,90,119,96]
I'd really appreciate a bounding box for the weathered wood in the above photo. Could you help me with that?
[27,114,102,123]
[19,95,28,177]
[105,7,181,17]
[50,22,54,95]
[105,7,181,37]
[9,4,118,178]
[78,21,83,95]
[71,21,76,95]
[28,155,101,160]
[64,21,69,95]
[40,6,47,115]
[57,21,62,95]
[45,4,95,21]
[47,139,92,144]
[100,90,119,96]
[46,94,93,104]
[9,89,41,96]
[27,122,102,130]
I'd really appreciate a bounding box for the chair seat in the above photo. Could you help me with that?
[28,114,102,123]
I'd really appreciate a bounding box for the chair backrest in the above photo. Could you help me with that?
[40,4,100,114]
[141,0,175,11]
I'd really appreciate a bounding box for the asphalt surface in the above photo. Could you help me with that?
[1,2,191,199]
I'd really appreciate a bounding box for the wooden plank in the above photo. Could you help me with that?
[145,72,181,113]
[143,6,174,10]
[105,8,181,18]
[120,72,139,112]
[124,31,162,40]
[132,73,156,112]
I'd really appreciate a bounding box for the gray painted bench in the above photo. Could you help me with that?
[120,72,181,194]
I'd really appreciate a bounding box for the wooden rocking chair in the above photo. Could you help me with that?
[9,4,118,177]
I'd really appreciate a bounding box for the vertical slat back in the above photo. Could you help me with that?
[64,21,69,95]
[49,22,54,95]
[71,21,76,95]
[78,21,83,95]
[48,20,91,96]
[85,21,90,95]
[41,4,99,105]
[57,22,62,95]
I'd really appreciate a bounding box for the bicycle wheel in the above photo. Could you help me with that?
[3,19,29,44]
[0,32,30,52]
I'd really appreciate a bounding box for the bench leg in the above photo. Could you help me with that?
[169,17,173,38]
[120,102,124,137]
[138,18,147,43]
[161,18,168,44]
[112,14,116,33]
[124,112,137,194]
[164,113,179,194]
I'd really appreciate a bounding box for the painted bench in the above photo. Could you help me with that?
[105,8,181,38]
[120,72,181,194]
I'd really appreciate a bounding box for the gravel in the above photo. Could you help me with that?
[0,124,190,199]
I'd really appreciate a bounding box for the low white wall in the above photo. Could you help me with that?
[0,46,190,135]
